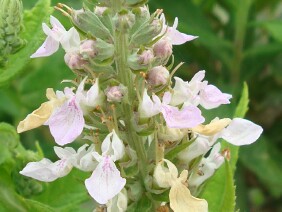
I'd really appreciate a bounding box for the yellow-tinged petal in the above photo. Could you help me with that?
[170,171,208,212]
[17,101,54,133]
[193,118,231,136]
[17,88,63,133]
[46,88,57,100]
[154,159,178,188]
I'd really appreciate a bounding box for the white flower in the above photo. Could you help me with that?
[178,136,211,164]
[76,77,103,110]
[31,16,67,58]
[20,145,96,182]
[220,118,263,146]
[139,89,162,118]
[85,130,126,204]
[189,143,224,187]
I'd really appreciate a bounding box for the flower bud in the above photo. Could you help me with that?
[138,50,154,65]
[139,6,150,19]
[147,66,169,86]
[94,6,108,16]
[105,85,127,102]
[64,52,87,70]
[0,0,25,66]
[80,40,98,59]
[114,10,135,33]
[153,38,173,60]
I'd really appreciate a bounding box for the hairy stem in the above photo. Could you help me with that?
[113,6,148,183]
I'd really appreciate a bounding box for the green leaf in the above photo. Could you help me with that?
[0,0,53,87]
[262,20,282,43]
[234,82,249,119]
[200,160,235,212]
[24,199,56,212]
[0,123,19,164]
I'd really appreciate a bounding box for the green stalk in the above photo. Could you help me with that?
[231,0,253,84]
[112,4,148,183]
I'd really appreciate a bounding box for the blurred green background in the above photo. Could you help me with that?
[0,0,281,211]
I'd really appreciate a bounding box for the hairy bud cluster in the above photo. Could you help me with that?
[0,0,25,66]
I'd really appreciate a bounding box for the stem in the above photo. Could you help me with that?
[112,6,148,183]
[231,0,252,84]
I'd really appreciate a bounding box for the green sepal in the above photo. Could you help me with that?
[71,10,112,41]
[125,0,148,7]
[165,137,196,161]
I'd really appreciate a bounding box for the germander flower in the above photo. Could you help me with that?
[170,70,232,109]
[85,130,126,204]
[31,16,67,58]
[20,144,96,182]
[153,159,208,212]
[189,143,224,188]
[160,14,198,45]
[17,78,102,145]
[139,90,205,128]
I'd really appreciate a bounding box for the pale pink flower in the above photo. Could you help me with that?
[170,71,206,106]
[160,14,198,45]
[85,130,126,204]
[161,104,205,129]
[199,84,232,109]
[46,88,84,146]
[46,78,102,145]
[31,16,67,58]
[161,92,204,129]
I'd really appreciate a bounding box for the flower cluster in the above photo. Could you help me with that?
[18,1,263,211]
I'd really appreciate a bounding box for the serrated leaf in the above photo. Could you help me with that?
[0,0,53,86]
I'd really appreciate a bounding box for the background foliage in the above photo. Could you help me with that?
[0,0,281,211]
